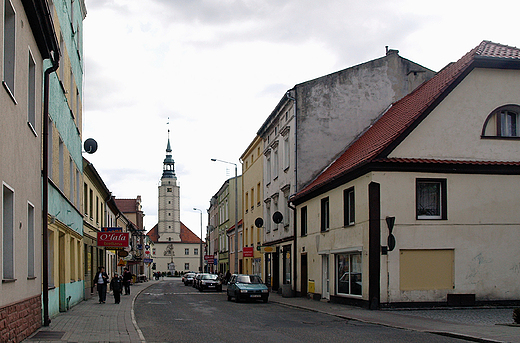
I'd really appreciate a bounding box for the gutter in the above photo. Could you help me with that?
[42,53,59,326]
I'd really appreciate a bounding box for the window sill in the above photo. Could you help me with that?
[481,135,520,140]
[284,167,290,173]
[28,122,38,137]
[27,276,37,280]
[3,81,17,104]
[2,278,17,283]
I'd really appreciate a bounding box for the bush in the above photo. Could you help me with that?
[513,308,520,324]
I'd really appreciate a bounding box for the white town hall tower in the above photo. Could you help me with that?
[147,131,202,274]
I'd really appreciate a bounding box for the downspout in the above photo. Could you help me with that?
[287,196,297,295]
[285,90,297,295]
[42,52,59,326]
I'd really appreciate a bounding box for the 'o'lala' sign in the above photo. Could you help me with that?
[97,232,129,248]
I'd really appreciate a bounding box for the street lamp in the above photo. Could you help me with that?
[193,208,204,273]
[211,158,238,274]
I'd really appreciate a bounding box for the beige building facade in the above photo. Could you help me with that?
[292,41,520,307]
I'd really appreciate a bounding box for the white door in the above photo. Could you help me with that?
[322,255,330,299]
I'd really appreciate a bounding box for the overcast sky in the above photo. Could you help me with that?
[82,0,520,238]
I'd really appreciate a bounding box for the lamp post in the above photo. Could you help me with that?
[193,208,204,273]
[211,158,238,274]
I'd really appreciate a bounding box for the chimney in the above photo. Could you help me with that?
[386,47,399,56]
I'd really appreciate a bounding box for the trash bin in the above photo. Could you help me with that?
[282,284,293,298]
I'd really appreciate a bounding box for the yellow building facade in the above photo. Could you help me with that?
[240,136,264,278]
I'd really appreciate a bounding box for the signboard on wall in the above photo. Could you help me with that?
[101,227,123,232]
[243,247,254,257]
[97,232,129,248]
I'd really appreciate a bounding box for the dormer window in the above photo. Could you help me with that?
[482,105,520,138]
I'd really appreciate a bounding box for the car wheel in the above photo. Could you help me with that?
[263,297,268,303]
[234,295,240,303]
[199,287,203,292]
[227,295,232,301]
[217,287,222,292]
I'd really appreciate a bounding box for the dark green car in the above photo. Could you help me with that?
[226,274,269,303]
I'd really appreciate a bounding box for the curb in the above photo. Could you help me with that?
[131,281,159,343]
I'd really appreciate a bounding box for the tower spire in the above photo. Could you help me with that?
[162,125,176,179]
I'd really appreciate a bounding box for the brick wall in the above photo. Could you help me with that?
[0,295,41,343]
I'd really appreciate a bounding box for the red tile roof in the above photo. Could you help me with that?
[114,198,139,213]
[146,222,202,244]
[293,41,520,202]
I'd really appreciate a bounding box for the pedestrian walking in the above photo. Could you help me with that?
[122,267,132,295]
[93,266,109,303]
[110,273,123,304]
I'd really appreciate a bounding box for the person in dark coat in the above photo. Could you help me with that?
[110,273,123,304]
[93,267,109,303]
[122,267,132,295]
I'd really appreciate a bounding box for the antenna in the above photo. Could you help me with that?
[84,138,98,154]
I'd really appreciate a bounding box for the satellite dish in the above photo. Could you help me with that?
[272,211,283,224]
[84,138,98,154]
[254,217,264,228]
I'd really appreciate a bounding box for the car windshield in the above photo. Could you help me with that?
[202,274,218,280]
[236,275,263,284]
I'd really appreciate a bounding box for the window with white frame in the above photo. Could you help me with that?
[3,184,15,279]
[337,252,362,296]
[59,138,64,190]
[185,248,189,255]
[184,263,189,270]
[27,202,35,278]
[273,149,278,179]
[3,0,16,96]
[28,51,36,131]
[321,197,329,232]
[284,137,290,170]
[194,248,198,255]
[482,105,520,138]
[416,179,447,220]
[300,206,307,236]
[266,155,271,183]
[343,187,355,226]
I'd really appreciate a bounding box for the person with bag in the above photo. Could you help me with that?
[93,266,109,304]
[110,273,123,304]
[122,267,132,295]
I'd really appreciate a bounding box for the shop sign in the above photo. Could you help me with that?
[243,247,254,257]
[260,246,275,253]
[204,254,214,261]
[97,232,129,248]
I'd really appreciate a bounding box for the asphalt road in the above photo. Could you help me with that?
[135,279,468,343]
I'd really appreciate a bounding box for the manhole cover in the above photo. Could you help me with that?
[29,331,65,340]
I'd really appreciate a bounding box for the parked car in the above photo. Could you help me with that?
[226,274,269,303]
[199,274,222,292]
[183,272,196,286]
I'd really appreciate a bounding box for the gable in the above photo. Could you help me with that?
[389,68,520,162]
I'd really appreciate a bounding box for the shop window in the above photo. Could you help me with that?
[337,252,362,296]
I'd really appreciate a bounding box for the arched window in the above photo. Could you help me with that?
[482,105,520,138]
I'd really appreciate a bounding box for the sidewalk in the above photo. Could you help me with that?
[269,292,520,343]
[24,280,520,343]
[24,280,158,343]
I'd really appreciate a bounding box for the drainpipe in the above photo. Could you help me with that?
[287,196,297,295]
[42,52,59,326]
[285,90,297,295]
